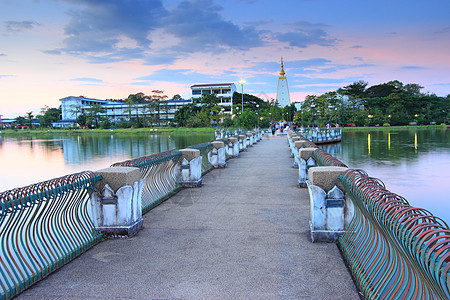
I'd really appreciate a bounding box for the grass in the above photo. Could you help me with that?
[0,127,217,137]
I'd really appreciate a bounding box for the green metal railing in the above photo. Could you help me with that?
[312,148,347,167]
[111,149,182,214]
[187,142,214,175]
[339,169,450,299]
[0,171,102,299]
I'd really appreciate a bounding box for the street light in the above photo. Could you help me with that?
[238,79,246,113]
[256,104,260,129]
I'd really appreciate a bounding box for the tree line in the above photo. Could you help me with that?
[295,80,449,127]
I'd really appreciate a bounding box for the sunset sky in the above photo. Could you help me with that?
[1,0,449,117]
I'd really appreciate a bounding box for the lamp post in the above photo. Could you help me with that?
[256,104,260,129]
[238,79,246,114]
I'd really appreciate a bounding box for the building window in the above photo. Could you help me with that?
[192,90,201,95]
[222,89,231,94]
[213,89,220,94]
[202,90,211,95]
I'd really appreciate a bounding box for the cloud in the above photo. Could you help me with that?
[4,21,40,32]
[434,27,450,34]
[71,77,103,83]
[274,21,337,48]
[49,0,265,63]
[133,68,229,85]
[0,53,6,57]
[52,0,167,61]
[162,0,264,52]
[0,75,14,79]
[351,45,363,49]
[401,66,425,70]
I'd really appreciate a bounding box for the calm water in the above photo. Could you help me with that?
[1,129,449,223]
[0,133,213,192]
[321,128,450,224]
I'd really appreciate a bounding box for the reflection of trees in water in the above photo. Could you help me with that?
[322,128,448,167]
[59,134,213,165]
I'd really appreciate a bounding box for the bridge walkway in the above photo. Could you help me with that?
[18,136,359,299]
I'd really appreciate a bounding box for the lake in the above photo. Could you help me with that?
[0,133,213,192]
[321,127,449,224]
[1,128,449,224]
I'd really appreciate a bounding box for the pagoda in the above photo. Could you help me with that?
[276,57,291,107]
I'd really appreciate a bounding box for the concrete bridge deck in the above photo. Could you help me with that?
[18,136,359,299]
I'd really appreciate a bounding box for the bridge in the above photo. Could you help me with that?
[2,129,449,299]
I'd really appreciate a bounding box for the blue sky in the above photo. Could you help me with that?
[1,0,449,117]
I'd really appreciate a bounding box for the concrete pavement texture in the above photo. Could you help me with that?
[17,136,360,300]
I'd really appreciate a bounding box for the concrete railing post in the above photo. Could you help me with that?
[246,132,253,147]
[298,147,318,187]
[227,137,239,158]
[290,137,301,157]
[90,167,144,237]
[208,141,226,168]
[306,166,354,242]
[238,134,247,151]
[177,148,202,187]
[293,140,307,168]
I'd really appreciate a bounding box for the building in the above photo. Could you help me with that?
[191,83,236,114]
[57,96,192,128]
[276,58,291,107]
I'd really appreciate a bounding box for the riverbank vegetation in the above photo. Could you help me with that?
[295,80,449,127]
[0,127,216,137]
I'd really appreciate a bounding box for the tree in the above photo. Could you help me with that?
[338,80,368,98]
[41,108,61,127]
[26,111,34,128]
[174,103,200,127]
[85,104,104,128]
[201,94,219,109]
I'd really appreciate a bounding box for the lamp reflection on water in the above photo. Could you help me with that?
[388,132,391,150]
[415,132,418,152]
[368,133,371,154]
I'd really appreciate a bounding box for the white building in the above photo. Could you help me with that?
[276,58,291,108]
[56,96,192,128]
[191,83,236,114]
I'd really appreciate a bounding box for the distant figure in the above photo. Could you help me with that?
[271,123,276,135]
[292,121,297,131]
[335,123,339,128]
[326,123,331,129]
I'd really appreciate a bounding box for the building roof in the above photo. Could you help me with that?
[191,83,234,88]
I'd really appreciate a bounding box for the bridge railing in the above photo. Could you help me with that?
[312,148,347,167]
[187,142,214,175]
[0,171,102,299]
[339,169,450,299]
[288,130,450,298]
[111,149,182,214]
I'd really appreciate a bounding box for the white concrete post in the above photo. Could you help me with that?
[208,141,226,168]
[177,149,202,187]
[290,137,301,157]
[238,134,247,151]
[227,137,239,158]
[306,166,354,242]
[246,132,253,147]
[90,167,144,237]
[298,147,318,187]
[293,140,307,168]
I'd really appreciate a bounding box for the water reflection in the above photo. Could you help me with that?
[322,128,450,224]
[0,133,213,192]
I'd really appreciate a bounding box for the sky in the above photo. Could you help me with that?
[1,0,449,118]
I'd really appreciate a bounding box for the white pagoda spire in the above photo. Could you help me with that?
[276,57,291,107]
